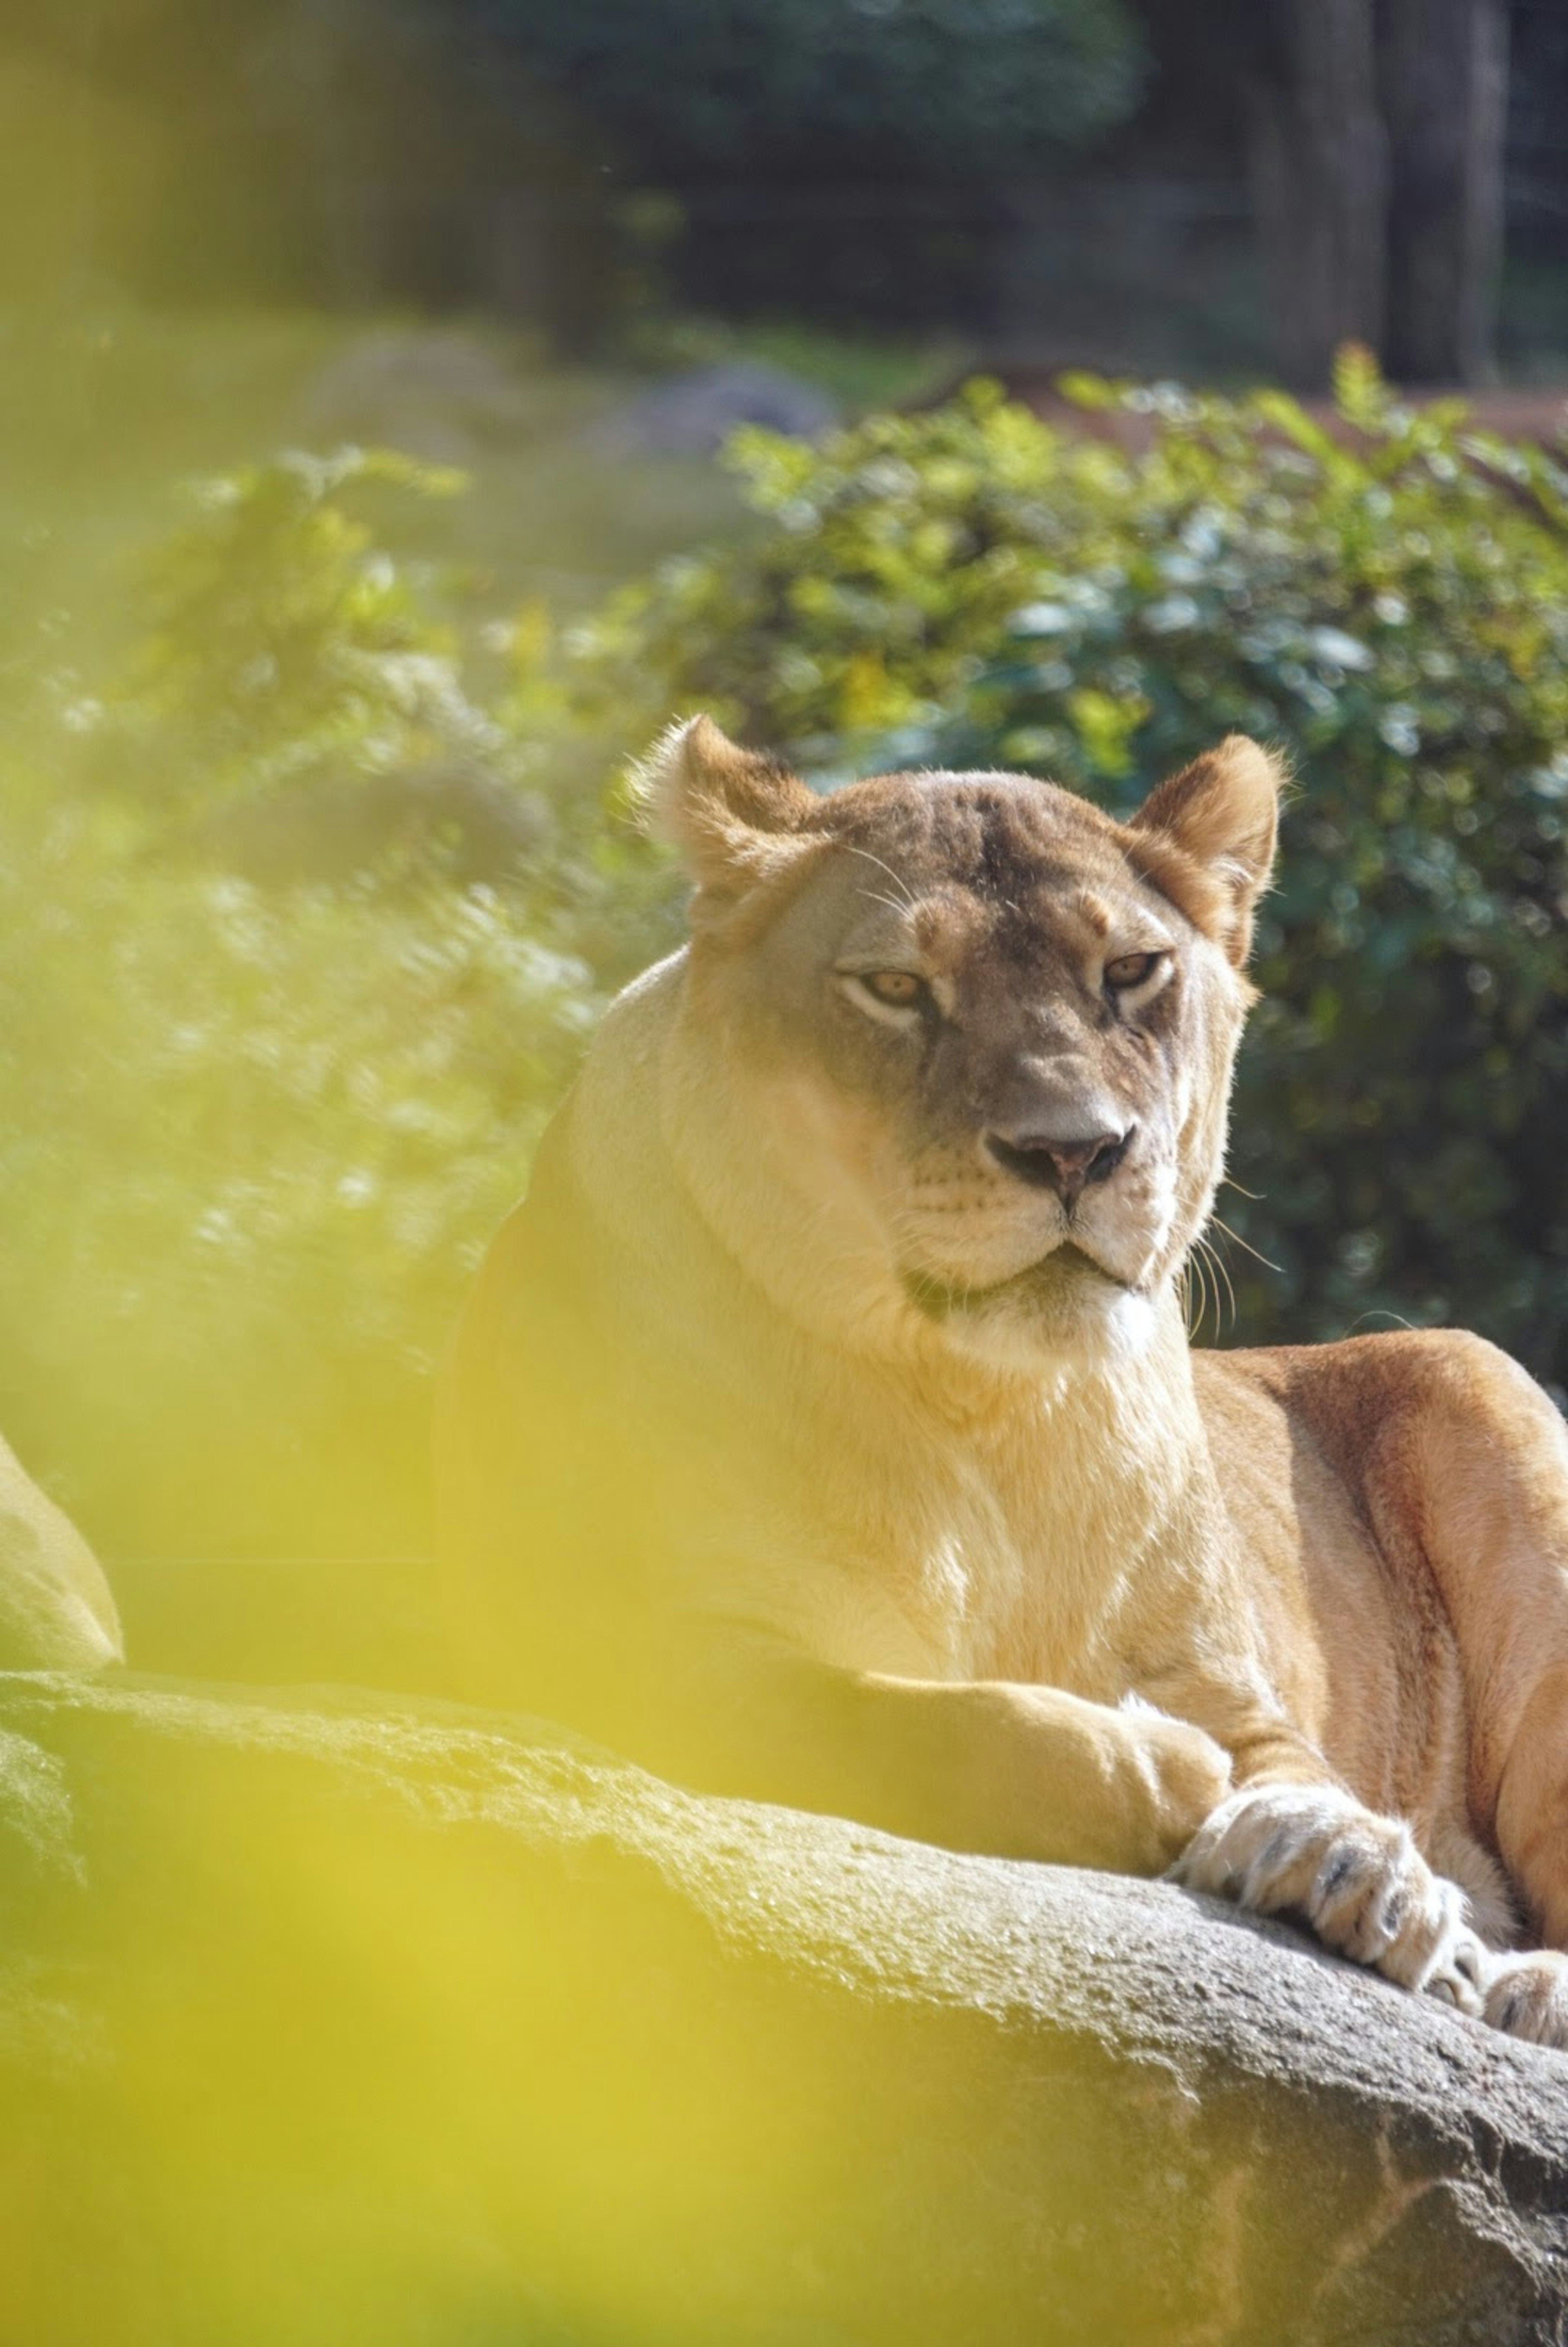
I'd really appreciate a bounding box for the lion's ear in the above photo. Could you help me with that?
[633,715,824,906]
[1127,736,1285,967]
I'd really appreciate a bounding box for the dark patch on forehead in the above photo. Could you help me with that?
[823,770,1118,908]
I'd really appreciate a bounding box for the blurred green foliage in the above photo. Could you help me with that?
[0,449,673,1559]
[10,358,1568,1568]
[573,358,1568,1388]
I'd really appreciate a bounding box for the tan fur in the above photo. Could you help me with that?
[439,719,1568,2043]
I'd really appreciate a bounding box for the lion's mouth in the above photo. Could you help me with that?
[901,1241,1126,1323]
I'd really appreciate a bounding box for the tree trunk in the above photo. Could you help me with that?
[1244,0,1388,388]
[1376,0,1510,384]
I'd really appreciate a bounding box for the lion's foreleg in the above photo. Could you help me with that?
[673,1644,1236,1875]
[1144,1598,1494,2020]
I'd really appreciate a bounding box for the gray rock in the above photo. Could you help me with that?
[1,1674,1566,2345]
[590,361,841,458]
[0,1435,120,1669]
[298,327,535,462]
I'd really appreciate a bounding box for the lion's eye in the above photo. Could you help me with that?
[1104,951,1166,993]
[862,970,928,1008]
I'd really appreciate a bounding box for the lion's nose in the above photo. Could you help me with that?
[984,1124,1133,1205]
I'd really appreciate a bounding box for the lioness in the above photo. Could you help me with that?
[438,717,1568,2047]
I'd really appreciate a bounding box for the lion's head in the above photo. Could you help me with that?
[643,717,1282,1372]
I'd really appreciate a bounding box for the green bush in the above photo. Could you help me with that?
[0,810,594,1556]
[12,365,1568,1562]
[572,360,1568,1391]
[0,453,661,1557]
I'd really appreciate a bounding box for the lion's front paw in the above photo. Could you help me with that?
[1172,1784,1486,2015]
[1481,1950,1568,2050]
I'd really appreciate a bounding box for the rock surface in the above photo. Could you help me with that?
[298,327,537,462]
[0,1437,121,1670]
[588,361,840,457]
[2,1673,1566,2346]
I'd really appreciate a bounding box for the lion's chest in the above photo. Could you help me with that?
[796,1405,1179,1695]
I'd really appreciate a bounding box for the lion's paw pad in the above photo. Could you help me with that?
[1173,1785,1485,2013]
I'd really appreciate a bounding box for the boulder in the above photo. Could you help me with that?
[588,361,841,458]
[0,1436,121,1669]
[298,327,536,463]
[2,1673,1566,2346]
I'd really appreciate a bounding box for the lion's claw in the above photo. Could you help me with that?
[1174,1784,1487,2014]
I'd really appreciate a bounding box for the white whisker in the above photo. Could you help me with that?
[845,844,921,913]
[1209,1214,1284,1277]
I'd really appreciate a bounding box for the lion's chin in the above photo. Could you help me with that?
[901,1244,1156,1375]
[901,1239,1123,1320]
